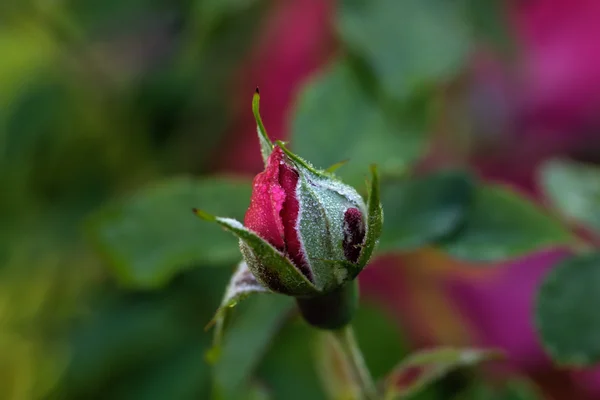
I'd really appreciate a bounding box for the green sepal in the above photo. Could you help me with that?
[252,88,273,165]
[206,260,270,364]
[356,165,383,275]
[296,280,359,330]
[325,159,349,174]
[275,140,333,178]
[193,209,319,296]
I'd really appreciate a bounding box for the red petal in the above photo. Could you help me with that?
[279,160,311,280]
[244,148,286,249]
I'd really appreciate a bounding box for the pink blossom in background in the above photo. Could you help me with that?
[443,249,571,372]
[473,0,600,194]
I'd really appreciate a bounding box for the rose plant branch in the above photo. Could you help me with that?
[194,88,384,399]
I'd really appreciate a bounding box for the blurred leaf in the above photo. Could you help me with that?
[336,0,471,101]
[464,0,515,57]
[536,252,600,366]
[540,159,600,234]
[56,267,228,399]
[212,295,294,400]
[352,301,408,380]
[379,171,474,253]
[383,348,502,399]
[208,260,269,358]
[314,302,409,400]
[463,379,543,400]
[439,185,573,262]
[199,0,259,26]
[88,177,252,289]
[0,27,56,106]
[258,319,326,400]
[292,60,427,187]
[314,332,361,400]
[244,381,272,400]
[103,340,211,400]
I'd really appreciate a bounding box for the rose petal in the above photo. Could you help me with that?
[279,158,312,280]
[244,147,287,249]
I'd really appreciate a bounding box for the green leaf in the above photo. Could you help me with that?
[56,267,229,399]
[291,60,427,187]
[336,0,472,101]
[257,320,326,400]
[199,215,319,296]
[212,296,294,399]
[536,252,600,366]
[87,177,252,289]
[540,159,600,234]
[383,347,503,399]
[379,171,474,253]
[464,379,543,400]
[352,302,408,380]
[208,261,269,358]
[314,331,361,400]
[464,0,516,58]
[439,184,573,262]
[357,165,383,272]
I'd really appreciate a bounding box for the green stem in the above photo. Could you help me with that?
[333,325,378,400]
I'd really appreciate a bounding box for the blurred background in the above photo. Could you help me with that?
[2,0,600,399]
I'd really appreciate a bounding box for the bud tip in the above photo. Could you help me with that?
[192,208,216,221]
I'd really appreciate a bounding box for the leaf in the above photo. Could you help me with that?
[378,171,474,253]
[464,0,516,58]
[314,332,361,400]
[257,319,326,400]
[439,184,573,262]
[55,267,228,399]
[539,159,600,234]
[464,379,543,400]
[536,252,600,366]
[199,0,259,25]
[208,261,269,358]
[357,165,383,272]
[352,302,408,380]
[212,296,294,399]
[291,60,427,187]
[315,301,410,400]
[87,177,252,289]
[193,213,319,296]
[383,348,503,399]
[336,0,472,101]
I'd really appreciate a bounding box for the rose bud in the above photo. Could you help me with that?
[195,89,382,331]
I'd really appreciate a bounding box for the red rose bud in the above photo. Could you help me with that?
[242,145,368,295]
[195,91,383,330]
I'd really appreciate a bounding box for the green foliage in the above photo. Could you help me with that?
[383,348,503,399]
[464,0,516,57]
[462,379,543,400]
[540,159,600,234]
[336,0,472,101]
[291,60,428,187]
[379,172,474,252]
[536,252,600,366]
[439,185,573,262]
[88,178,252,288]
[212,296,294,399]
